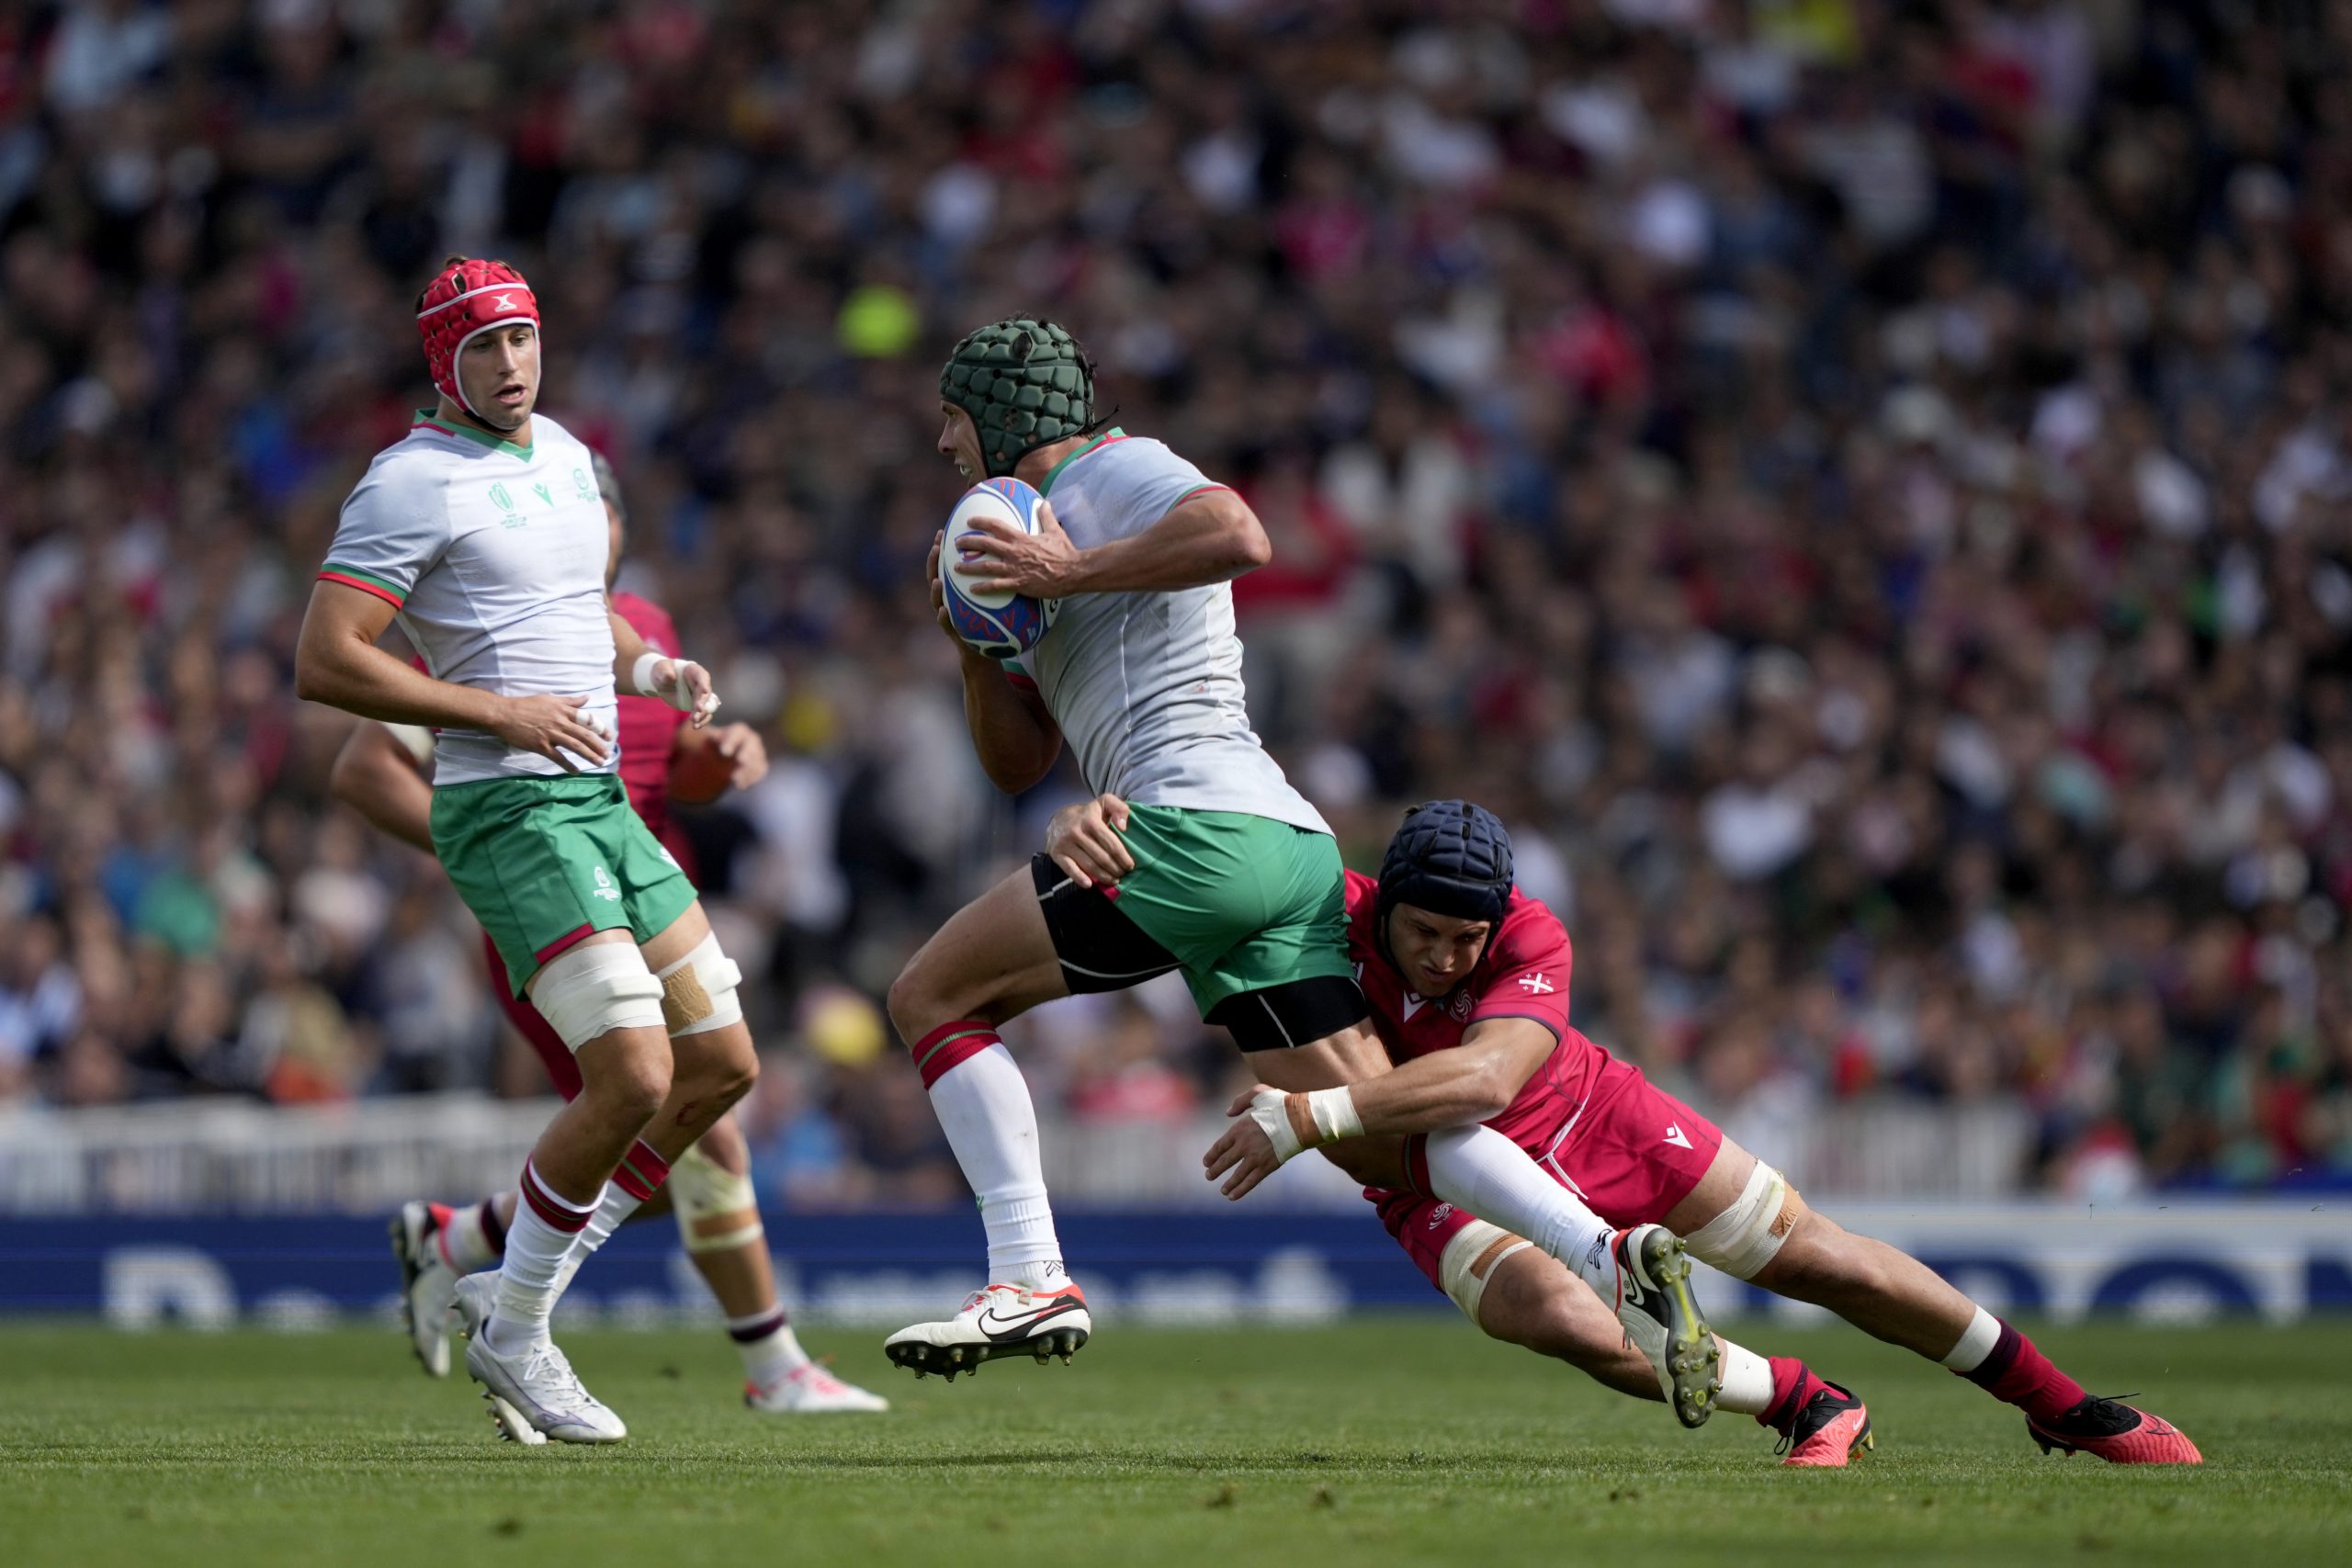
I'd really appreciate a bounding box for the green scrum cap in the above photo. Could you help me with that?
[939,316,1098,477]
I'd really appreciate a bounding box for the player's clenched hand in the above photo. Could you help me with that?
[711,723,768,790]
[1204,1085,1292,1201]
[958,498,1082,597]
[492,694,612,771]
[641,656,721,728]
[1045,791,1134,889]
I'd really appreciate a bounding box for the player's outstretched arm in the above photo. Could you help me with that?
[929,530,1064,792]
[328,721,438,853]
[1204,1018,1555,1200]
[957,490,1271,599]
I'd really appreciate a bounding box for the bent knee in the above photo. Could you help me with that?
[886,957,946,1040]
[584,1052,673,1123]
[674,1030,759,1103]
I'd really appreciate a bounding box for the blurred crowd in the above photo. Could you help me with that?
[6,0,2352,1199]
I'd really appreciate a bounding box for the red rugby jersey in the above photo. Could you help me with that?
[1343,868,1599,1146]
[608,591,687,838]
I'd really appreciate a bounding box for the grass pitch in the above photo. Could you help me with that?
[0,1318,2345,1568]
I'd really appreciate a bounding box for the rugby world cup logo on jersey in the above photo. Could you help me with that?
[573,466,594,499]
[489,481,527,530]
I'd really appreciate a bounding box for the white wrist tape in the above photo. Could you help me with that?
[1245,1086,1363,1167]
[1304,1086,1364,1144]
[629,649,667,697]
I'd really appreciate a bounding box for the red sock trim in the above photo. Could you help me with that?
[1760,1357,1812,1429]
[1961,1317,2088,1425]
[910,1019,1001,1089]
[613,1140,672,1201]
[517,1161,594,1234]
[1401,1133,1433,1197]
[727,1309,788,1344]
[478,1198,507,1255]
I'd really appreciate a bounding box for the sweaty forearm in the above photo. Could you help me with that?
[1343,1049,1531,1134]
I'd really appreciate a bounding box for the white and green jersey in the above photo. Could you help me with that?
[1008,430,1329,836]
[318,410,616,785]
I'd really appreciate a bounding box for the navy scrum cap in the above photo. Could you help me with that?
[1377,800,1516,933]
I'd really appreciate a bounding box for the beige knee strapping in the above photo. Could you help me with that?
[654,932,743,1038]
[671,1139,763,1254]
[1439,1219,1535,1325]
[1681,1161,1800,1280]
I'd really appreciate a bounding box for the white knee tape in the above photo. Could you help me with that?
[1439,1219,1534,1326]
[532,942,664,1050]
[1681,1161,1798,1280]
[654,932,743,1038]
[670,1140,763,1254]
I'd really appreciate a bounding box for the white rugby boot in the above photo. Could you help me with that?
[453,1274,623,1445]
[883,1280,1091,1382]
[1603,1224,1720,1429]
[388,1201,460,1379]
[745,1361,891,1414]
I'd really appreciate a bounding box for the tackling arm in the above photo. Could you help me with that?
[1205,1018,1556,1199]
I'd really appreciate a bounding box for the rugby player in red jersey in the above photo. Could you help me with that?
[330,453,885,1424]
[1205,801,2200,1467]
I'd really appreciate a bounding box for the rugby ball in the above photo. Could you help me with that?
[941,477,1060,660]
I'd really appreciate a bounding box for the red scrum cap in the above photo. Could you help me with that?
[414,257,539,416]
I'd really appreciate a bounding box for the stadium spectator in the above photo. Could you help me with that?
[2,0,2350,1197]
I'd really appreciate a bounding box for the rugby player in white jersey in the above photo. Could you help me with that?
[334,451,886,1423]
[881,319,1720,1424]
[296,257,759,1444]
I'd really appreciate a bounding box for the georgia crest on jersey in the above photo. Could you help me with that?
[1342,868,1594,1145]
[318,411,617,784]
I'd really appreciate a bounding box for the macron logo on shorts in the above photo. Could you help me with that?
[1663,1123,1693,1150]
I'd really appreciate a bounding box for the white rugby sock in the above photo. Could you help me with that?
[1940,1304,2003,1371]
[490,1160,600,1354]
[1421,1126,1616,1294]
[1714,1339,1775,1416]
[435,1198,504,1273]
[730,1309,810,1389]
[922,1039,1065,1283]
[549,1183,646,1294]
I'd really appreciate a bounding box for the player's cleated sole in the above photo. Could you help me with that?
[482,1391,548,1446]
[886,1325,1090,1382]
[1632,1227,1719,1429]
